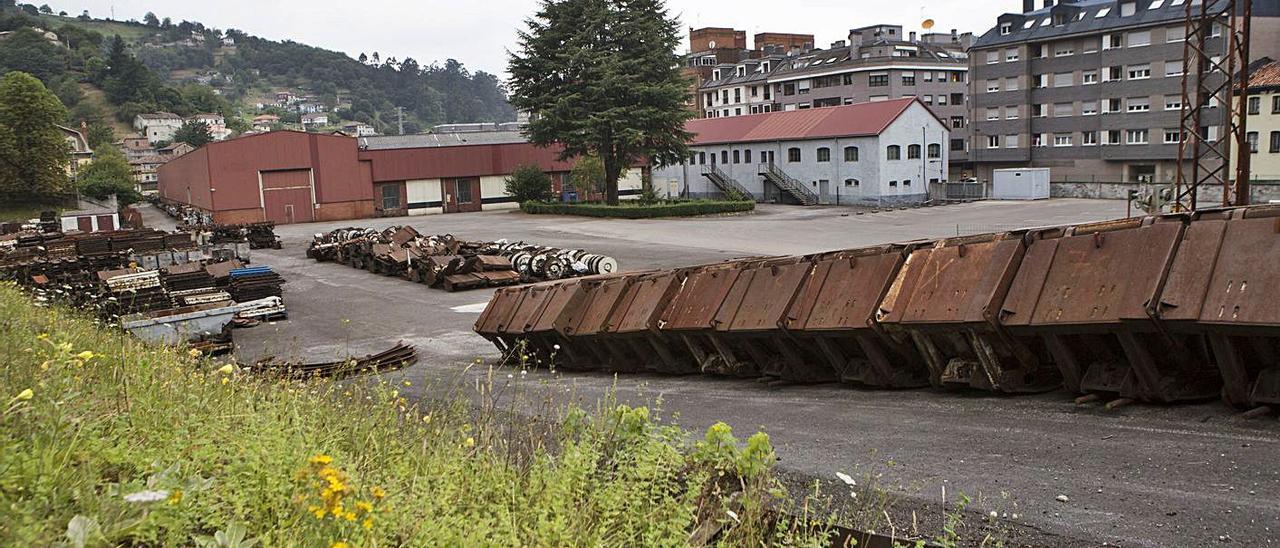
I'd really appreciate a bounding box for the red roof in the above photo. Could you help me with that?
[1248,58,1280,90]
[687,97,924,146]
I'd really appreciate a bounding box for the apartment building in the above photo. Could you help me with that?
[1234,57,1280,180]
[969,0,1280,183]
[698,25,975,171]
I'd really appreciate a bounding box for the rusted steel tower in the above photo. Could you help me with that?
[1175,0,1252,210]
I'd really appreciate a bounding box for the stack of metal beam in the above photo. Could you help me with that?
[228,265,284,302]
[475,204,1280,416]
[99,268,172,315]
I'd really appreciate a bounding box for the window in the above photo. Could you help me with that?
[1033,104,1047,118]
[927,143,941,158]
[1006,48,1019,61]
[1165,60,1184,77]
[1104,98,1122,113]
[1006,106,1019,119]
[1127,30,1151,47]
[902,72,916,86]
[1032,74,1047,89]
[1120,1,1136,17]
[1054,133,1073,147]
[1032,133,1047,148]
[889,180,898,187]
[987,51,1000,64]
[787,147,801,162]
[1273,95,1280,114]
[937,94,949,106]
[986,107,1000,121]
[699,152,705,164]
[734,88,741,102]
[456,179,474,203]
[923,95,933,105]
[1033,44,1046,58]
[1000,23,1012,35]
[1164,129,1182,144]
[734,108,741,116]
[380,184,401,210]
[1105,66,1123,82]
[1165,95,1182,110]
[1055,43,1074,57]
[1054,102,1074,117]
[951,139,966,151]
[907,144,921,159]
[1128,64,1151,80]
[732,149,740,164]
[1126,129,1149,144]
[987,79,1001,93]
[1247,96,1261,115]
[1082,101,1098,115]
[721,151,728,164]
[816,147,830,162]
[1083,38,1100,53]
[744,149,752,163]
[951,93,964,105]
[869,73,889,87]
[1246,131,1258,152]
[1127,97,1150,112]
[903,179,911,187]
[1053,72,1073,87]
[950,116,966,129]
[1103,33,1123,50]
[1167,25,1186,42]
[783,83,796,96]
[887,145,901,159]
[987,135,1000,149]
[722,90,729,103]
[750,86,758,97]
[1271,131,1280,153]
[1082,131,1098,145]
[1083,71,1099,85]
[843,146,859,162]
[1006,77,1019,91]
[1105,130,1123,145]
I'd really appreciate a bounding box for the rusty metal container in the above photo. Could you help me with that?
[657,260,759,376]
[600,270,700,374]
[878,232,1060,393]
[1000,215,1219,403]
[707,256,818,380]
[1158,205,1280,409]
[782,244,927,387]
[474,285,529,354]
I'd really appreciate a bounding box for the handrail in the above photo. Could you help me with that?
[700,164,753,199]
[758,163,818,203]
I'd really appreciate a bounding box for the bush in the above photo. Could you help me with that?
[503,164,553,203]
[0,283,824,546]
[520,199,754,219]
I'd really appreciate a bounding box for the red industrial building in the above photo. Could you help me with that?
[157,130,646,224]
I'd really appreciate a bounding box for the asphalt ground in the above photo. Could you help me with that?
[140,200,1280,547]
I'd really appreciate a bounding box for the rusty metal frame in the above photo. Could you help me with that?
[1174,0,1251,210]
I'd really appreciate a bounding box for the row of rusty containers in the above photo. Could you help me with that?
[475,205,1280,410]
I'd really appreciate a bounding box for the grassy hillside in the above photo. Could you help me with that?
[0,283,829,546]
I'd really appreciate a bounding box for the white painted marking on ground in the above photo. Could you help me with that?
[451,302,490,313]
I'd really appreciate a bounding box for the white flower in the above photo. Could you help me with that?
[123,490,169,503]
[553,344,561,350]
[836,472,856,487]
[726,510,740,523]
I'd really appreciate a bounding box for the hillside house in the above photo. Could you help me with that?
[57,125,93,180]
[301,113,330,127]
[133,112,184,144]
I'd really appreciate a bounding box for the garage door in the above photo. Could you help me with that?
[260,169,314,224]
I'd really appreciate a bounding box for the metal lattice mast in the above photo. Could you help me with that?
[1174,0,1252,210]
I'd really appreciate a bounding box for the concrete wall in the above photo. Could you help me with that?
[1049,180,1280,203]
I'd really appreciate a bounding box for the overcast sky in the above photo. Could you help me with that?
[50,1,1019,76]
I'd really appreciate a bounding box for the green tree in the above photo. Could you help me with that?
[38,4,51,13]
[505,164,554,203]
[508,0,693,205]
[0,71,70,197]
[84,121,115,149]
[568,154,604,200]
[77,144,140,206]
[143,11,159,26]
[174,120,212,148]
[0,27,71,81]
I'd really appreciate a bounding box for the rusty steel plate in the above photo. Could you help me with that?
[531,281,589,335]
[999,229,1066,328]
[475,286,527,336]
[785,246,904,332]
[1028,219,1184,326]
[724,261,812,332]
[572,276,636,336]
[889,234,1024,326]
[503,283,558,335]
[611,271,682,334]
[1196,210,1280,326]
[1157,216,1229,323]
[660,265,744,331]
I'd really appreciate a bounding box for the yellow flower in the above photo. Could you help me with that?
[370,486,386,500]
[363,517,374,530]
[188,348,203,357]
[217,364,235,375]
[75,351,95,361]
[221,377,229,385]
[464,437,475,448]
[355,500,373,513]
[309,454,333,465]
[422,414,432,424]
[168,490,183,505]
[36,333,48,341]
[13,388,33,401]
[403,380,411,386]
[331,542,349,548]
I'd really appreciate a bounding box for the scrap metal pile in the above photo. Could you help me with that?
[477,205,1280,414]
[250,342,418,379]
[187,222,282,250]
[306,225,618,292]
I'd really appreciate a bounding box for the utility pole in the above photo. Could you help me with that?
[396,106,404,135]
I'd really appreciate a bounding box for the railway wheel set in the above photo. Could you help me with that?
[476,204,1280,413]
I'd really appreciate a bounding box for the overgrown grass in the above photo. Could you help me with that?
[0,283,830,546]
[520,199,755,219]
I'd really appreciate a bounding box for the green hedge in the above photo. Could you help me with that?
[520,200,755,219]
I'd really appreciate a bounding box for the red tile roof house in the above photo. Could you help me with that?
[652,97,950,206]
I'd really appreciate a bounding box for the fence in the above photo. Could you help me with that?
[928,181,988,202]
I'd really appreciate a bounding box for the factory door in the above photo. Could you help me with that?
[96,215,115,231]
[441,178,482,213]
[260,169,315,224]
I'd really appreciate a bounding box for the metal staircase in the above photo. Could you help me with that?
[700,164,754,201]
[758,163,818,206]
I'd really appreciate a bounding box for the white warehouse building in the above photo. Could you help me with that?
[655,97,949,206]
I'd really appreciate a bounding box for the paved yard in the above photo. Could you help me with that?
[140,200,1280,547]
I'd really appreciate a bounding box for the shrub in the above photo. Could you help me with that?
[503,164,553,203]
[520,199,754,219]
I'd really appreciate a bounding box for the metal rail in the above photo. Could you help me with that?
[758,162,818,206]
